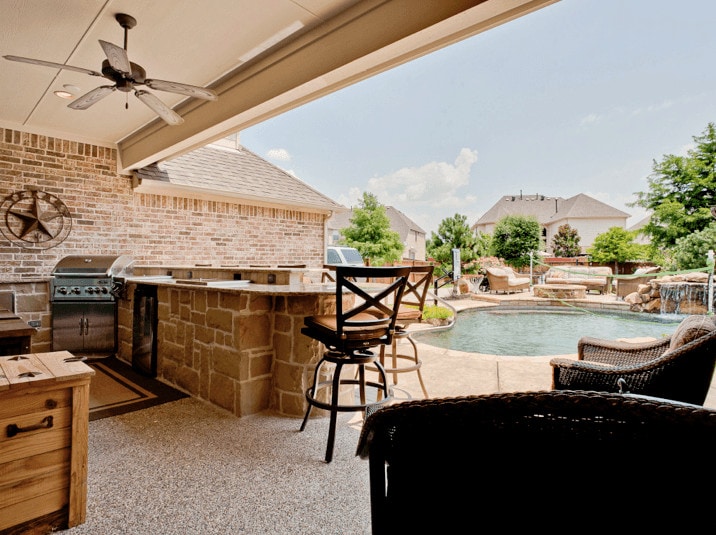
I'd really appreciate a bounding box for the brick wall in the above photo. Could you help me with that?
[0,127,327,278]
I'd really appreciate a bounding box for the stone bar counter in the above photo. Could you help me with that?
[117,265,339,418]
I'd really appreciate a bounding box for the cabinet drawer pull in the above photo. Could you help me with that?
[6,415,54,437]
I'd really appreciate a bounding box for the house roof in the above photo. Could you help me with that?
[628,214,651,233]
[133,142,345,213]
[327,205,425,239]
[473,193,630,227]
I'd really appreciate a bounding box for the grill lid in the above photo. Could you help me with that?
[51,255,134,277]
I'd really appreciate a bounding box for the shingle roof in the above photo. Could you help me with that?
[474,193,629,226]
[134,143,345,212]
[388,206,426,235]
[327,205,425,239]
[552,193,630,221]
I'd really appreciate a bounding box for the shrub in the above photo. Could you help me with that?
[422,305,453,321]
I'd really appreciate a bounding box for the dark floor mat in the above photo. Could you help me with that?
[87,356,188,421]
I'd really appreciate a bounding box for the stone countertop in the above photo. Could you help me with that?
[0,277,50,284]
[125,276,337,295]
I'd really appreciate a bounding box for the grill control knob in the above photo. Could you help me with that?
[101,287,109,294]
[72,287,81,294]
[57,287,68,294]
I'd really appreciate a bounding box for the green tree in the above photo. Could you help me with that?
[669,222,716,270]
[426,214,479,270]
[339,192,403,265]
[551,224,581,257]
[630,122,716,249]
[587,227,642,271]
[473,231,492,258]
[490,215,541,268]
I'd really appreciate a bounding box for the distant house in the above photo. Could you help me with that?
[326,206,426,261]
[472,193,630,254]
[627,214,652,245]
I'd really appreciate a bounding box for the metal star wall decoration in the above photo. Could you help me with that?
[0,189,72,249]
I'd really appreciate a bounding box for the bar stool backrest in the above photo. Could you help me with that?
[304,265,411,355]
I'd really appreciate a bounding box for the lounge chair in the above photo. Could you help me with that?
[484,266,530,294]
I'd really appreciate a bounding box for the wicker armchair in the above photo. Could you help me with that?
[484,266,530,293]
[357,390,716,534]
[550,314,716,405]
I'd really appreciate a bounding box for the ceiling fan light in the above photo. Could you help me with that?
[54,90,75,100]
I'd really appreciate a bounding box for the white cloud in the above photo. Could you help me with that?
[266,148,291,161]
[583,99,675,126]
[337,187,363,208]
[580,113,601,126]
[340,148,479,235]
[631,100,673,116]
[676,143,694,156]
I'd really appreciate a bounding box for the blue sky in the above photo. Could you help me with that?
[240,0,716,237]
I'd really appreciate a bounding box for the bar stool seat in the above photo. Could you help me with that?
[299,265,411,463]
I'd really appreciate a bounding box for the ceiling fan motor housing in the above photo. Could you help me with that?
[101,59,146,91]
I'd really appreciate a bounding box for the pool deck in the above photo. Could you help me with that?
[388,287,716,409]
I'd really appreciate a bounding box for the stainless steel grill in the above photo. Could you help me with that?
[50,254,133,302]
[50,255,134,355]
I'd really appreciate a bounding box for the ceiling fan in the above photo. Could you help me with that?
[3,13,218,126]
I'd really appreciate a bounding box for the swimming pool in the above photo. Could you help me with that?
[412,308,682,356]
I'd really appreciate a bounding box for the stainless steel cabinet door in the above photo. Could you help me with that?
[52,302,116,354]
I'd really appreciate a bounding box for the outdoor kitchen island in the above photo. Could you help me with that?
[116,265,339,418]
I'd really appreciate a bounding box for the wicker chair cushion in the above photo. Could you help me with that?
[669,315,716,350]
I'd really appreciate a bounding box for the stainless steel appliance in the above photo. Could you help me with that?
[132,284,158,377]
[50,255,133,355]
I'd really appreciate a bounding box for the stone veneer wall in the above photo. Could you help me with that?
[118,283,339,418]
[0,127,327,354]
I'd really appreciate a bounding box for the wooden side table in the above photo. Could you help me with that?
[0,351,94,533]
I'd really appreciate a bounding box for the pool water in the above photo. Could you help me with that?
[413,308,682,356]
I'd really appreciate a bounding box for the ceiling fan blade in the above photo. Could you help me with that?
[3,55,102,77]
[134,90,184,126]
[145,79,218,101]
[99,40,131,75]
[68,86,116,110]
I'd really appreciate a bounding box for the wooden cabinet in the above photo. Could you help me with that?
[0,309,34,356]
[0,351,94,533]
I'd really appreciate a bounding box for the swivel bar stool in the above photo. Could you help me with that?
[375,264,434,398]
[300,265,411,463]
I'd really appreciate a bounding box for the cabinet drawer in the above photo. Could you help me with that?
[0,388,73,465]
[0,386,72,420]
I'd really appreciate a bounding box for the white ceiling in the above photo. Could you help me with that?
[0,0,558,172]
